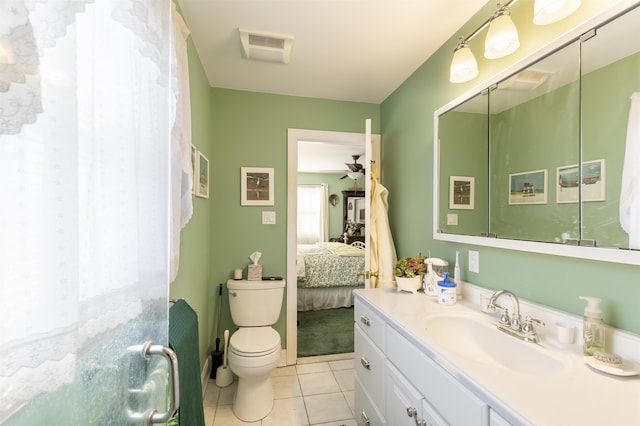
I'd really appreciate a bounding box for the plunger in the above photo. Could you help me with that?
[216,329,233,387]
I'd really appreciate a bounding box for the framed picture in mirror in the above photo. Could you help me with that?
[449,176,475,210]
[557,159,606,203]
[509,169,547,205]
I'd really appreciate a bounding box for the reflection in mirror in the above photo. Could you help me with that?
[342,190,365,244]
[438,92,489,236]
[581,5,640,249]
[435,2,640,262]
[489,40,581,243]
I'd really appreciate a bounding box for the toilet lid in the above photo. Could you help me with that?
[229,327,280,357]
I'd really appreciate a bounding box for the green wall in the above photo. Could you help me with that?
[298,172,358,239]
[381,0,640,335]
[208,89,379,347]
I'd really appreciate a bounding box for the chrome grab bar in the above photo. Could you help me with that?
[129,341,180,424]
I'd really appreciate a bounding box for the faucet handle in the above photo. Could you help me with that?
[494,306,511,326]
[522,316,545,333]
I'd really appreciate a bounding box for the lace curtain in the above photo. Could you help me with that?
[0,0,191,421]
[298,184,329,244]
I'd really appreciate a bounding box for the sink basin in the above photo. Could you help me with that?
[423,312,572,376]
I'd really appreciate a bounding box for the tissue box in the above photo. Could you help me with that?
[247,264,263,281]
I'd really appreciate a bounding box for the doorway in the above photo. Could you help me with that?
[286,128,380,364]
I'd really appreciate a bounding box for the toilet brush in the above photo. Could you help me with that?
[210,283,224,379]
[216,329,233,387]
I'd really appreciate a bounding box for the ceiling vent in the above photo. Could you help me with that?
[239,28,294,64]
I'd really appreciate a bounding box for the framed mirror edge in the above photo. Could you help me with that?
[433,0,640,267]
[433,232,640,266]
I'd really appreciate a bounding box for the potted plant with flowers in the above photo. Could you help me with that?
[395,253,426,293]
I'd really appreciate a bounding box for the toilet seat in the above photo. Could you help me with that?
[229,327,280,357]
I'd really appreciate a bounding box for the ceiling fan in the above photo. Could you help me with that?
[340,155,365,180]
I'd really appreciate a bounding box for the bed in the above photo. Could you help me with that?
[297,242,365,311]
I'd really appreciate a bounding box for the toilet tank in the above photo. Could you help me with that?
[227,279,285,326]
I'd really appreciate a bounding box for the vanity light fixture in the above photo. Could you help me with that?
[450,0,581,83]
[484,6,520,59]
[533,0,582,25]
[450,39,479,83]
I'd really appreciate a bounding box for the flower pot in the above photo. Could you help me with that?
[395,276,422,294]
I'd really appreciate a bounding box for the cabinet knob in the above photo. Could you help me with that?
[407,407,417,418]
[361,411,371,425]
[360,357,371,370]
[360,315,370,326]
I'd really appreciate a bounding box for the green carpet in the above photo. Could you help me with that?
[297,307,354,357]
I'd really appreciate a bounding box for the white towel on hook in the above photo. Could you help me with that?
[620,92,640,249]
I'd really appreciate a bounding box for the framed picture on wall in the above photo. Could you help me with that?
[195,151,209,198]
[449,176,475,210]
[557,159,606,203]
[241,167,274,206]
[509,169,547,205]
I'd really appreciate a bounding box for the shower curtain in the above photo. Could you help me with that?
[0,1,192,421]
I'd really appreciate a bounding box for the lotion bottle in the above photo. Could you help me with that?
[579,296,605,356]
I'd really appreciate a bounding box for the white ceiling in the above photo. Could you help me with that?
[177,0,489,104]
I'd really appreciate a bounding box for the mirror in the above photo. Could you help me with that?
[581,6,640,248]
[489,40,581,244]
[437,91,488,237]
[343,190,365,242]
[435,3,640,263]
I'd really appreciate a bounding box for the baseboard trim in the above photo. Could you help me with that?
[297,352,354,364]
[201,355,211,397]
[279,348,289,366]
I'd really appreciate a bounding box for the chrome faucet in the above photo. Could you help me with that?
[487,289,521,330]
[486,290,545,343]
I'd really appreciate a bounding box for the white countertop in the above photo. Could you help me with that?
[354,286,640,426]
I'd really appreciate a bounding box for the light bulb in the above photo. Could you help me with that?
[484,12,520,59]
[534,0,581,25]
[450,44,479,83]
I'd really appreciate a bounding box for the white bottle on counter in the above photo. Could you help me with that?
[453,251,462,300]
[579,296,606,356]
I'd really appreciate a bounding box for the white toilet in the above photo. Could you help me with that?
[226,279,285,422]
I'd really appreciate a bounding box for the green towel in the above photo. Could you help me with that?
[169,299,205,426]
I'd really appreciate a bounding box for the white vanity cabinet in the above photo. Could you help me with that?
[386,361,446,426]
[354,301,387,425]
[355,297,490,426]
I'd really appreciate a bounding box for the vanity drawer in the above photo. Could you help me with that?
[354,300,386,349]
[355,325,386,413]
[355,376,386,425]
[386,326,489,426]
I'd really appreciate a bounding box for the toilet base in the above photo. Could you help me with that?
[233,375,274,422]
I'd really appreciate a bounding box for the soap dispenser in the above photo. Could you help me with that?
[579,296,605,356]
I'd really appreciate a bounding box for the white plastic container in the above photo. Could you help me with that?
[437,272,457,306]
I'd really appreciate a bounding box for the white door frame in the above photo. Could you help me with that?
[286,127,381,365]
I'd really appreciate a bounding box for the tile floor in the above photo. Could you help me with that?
[202,357,356,426]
